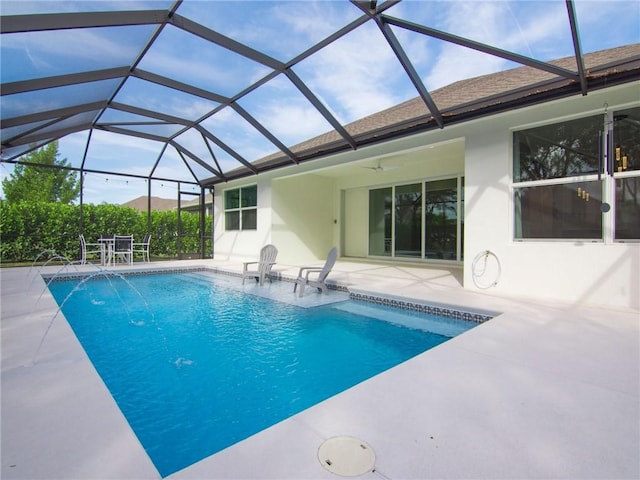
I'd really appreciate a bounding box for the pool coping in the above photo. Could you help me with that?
[2,260,639,480]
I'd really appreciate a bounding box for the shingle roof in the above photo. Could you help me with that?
[236,43,639,179]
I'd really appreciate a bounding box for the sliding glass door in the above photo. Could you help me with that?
[369,188,392,256]
[395,183,422,258]
[368,177,464,262]
[425,178,458,260]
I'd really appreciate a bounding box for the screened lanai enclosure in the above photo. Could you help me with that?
[1,0,639,257]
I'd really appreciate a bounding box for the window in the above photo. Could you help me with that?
[224,185,257,231]
[514,181,602,239]
[613,107,640,240]
[368,177,464,261]
[513,107,639,241]
[616,177,640,239]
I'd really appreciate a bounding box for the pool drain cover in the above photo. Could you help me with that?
[318,436,375,477]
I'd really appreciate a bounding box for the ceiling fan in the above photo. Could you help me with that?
[361,160,400,172]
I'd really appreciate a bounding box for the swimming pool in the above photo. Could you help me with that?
[47,270,482,477]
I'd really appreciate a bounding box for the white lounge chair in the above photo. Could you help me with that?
[79,234,102,265]
[293,247,338,296]
[133,234,151,262]
[242,244,278,286]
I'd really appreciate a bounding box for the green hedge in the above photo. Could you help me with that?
[0,201,211,263]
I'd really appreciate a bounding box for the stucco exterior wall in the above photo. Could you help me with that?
[463,83,640,309]
[342,187,368,257]
[213,173,338,264]
[270,174,337,264]
[212,176,273,261]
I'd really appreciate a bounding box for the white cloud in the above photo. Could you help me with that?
[423,1,571,90]
[263,102,331,141]
[237,75,333,144]
[273,1,353,39]
[86,130,162,158]
[138,28,271,94]
[502,2,572,57]
[298,22,410,123]
[573,0,640,51]
[152,0,360,64]
[114,77,219,121]
[200,107,278,162]
[6,27,143,72]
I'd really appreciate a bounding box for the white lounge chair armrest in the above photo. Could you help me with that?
[243,261,260,273]
[299,267,322,280]
[296,266,313,276]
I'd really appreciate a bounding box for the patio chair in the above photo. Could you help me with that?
[113,235,133,265]
[133,234,151,262]
[293,246,338,297]
[79,234,102,265]
[242,244,278,286]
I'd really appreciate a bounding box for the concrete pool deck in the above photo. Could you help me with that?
[1,259,638,479]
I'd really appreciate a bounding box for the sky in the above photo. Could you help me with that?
[1,0,639,205]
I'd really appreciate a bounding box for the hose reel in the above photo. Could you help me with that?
[471,250,501,289]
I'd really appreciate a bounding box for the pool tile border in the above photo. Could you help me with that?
[41,265,207,282]
[349,292,494,323]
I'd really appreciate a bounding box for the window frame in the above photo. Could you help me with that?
[368,175,464,262]
[224,184,257,231]
[511,106,640,243]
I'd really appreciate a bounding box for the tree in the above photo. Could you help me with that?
[2,141,80,204]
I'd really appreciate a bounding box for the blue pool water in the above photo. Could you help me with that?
[48,271,478,477]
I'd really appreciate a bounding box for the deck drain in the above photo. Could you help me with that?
[318,436,375,477]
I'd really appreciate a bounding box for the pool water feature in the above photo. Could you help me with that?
[47,271,481,477]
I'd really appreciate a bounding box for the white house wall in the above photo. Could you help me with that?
[270,174,337,264]
[343,188,368,257]
[463,83,639,309]
[213,172,337,264]
[212,176,272,261]
[214,81,639,309]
